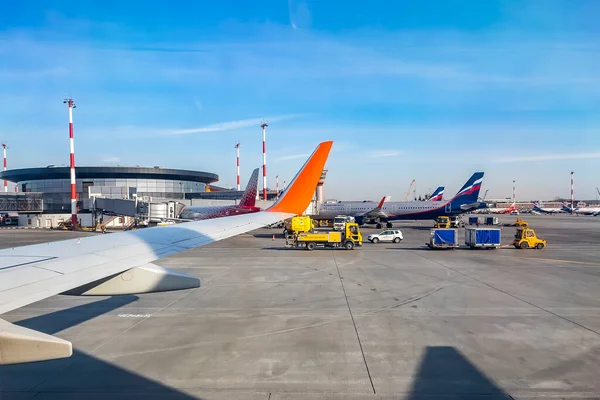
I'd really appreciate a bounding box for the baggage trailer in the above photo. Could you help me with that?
[465,227,501,249]
[426,228,459,249]
[485,217,499,225]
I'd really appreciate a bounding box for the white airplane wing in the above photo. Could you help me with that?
[0,141,333,365]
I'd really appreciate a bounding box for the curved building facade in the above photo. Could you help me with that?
[0,166,219,213]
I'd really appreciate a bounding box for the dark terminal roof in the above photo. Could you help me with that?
[0,166,219,184]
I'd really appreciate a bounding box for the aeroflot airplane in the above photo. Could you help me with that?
[427,186,445,202]
[316,173,486,228]
[561,202,600,216]
[532,202,564,214]
[0,141,333,365]
[179,167,260,220]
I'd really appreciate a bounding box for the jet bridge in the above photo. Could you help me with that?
[92,196,186,224]
[0,193,43,213]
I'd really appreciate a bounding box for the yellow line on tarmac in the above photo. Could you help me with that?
[494,254,600,266]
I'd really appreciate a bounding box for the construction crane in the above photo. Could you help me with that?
[404,179,416,201]
[479,189,489,202]
[597,187,600,197]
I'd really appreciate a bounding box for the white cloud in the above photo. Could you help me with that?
[274,153,310,162]
[166,114,303,135]
[493,152,600,163]
[367,150,402,158]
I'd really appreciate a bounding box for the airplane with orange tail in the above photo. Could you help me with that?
[0,141,333,365]
[179,167,261,220]
[484,202,517,214]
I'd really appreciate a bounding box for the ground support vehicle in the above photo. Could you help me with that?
[426,228,459,249]
[465,227,501,249]
[333,215,355,231]
[485,217,499,225]
[468,217,481,225]
[287,222,362,250]
[513,227,546,249]
[435,216,464,228]
[367,229,403,243]
[515,218,529,227]
[435,216,451,228]
[283,215,314,236]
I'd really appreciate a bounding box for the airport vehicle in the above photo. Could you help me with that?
[533,203,565,214]
[290,221,362,250]
[179,168,260,220]
[283,215,314,235]
[426,228,459,249]
[468,216,480,225]
[367,229,403,243]
[1,215,18,226]
[0,141,333,365]
[333,215,355,231]
[435,216,450,228]
[513,227,546,249]
[485,216,499,225]
[427,186,445,201]
[465,227,501,249]
[315,173,486,228]
[436,215,464,228]
[515,217,528,227]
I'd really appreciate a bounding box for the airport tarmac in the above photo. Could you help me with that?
[1,214,599,399]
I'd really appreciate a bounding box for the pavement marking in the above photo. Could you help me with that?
[332,251,376,395]
[118,313,152,318]
[491,254,600,266]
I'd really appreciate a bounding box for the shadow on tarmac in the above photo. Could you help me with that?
[407,346,511,399]
[0,295,201,399]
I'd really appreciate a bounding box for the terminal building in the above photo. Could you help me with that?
[0,166,252,227]
[0,166,220,214]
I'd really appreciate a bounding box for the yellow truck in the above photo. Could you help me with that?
[435,216,451,228]
[289,222,362,250]
[513,227,546,249]
[283,215,314,236]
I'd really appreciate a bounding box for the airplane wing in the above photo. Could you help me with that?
[360,196,391,219]
[0,141,333,365]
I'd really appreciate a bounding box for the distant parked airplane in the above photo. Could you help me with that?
[427,186,445,201]
[179,168,260,220]
[532,202,564,214]
[316,173,486,228]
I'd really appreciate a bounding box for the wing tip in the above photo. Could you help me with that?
[268,141,333,215]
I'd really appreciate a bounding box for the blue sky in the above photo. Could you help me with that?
[1,0,599,200]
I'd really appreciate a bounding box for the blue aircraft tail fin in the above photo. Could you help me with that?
[428,187,445,201]
[451,172,484,205]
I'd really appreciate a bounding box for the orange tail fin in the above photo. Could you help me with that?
[268,141,333,215]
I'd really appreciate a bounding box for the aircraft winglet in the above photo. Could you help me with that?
[268,141,333,215]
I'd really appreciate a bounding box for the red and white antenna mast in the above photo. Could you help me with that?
[64,97,78,227]
[235,142,241,191]
[261,121,268,200]
[2,143,7,192]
